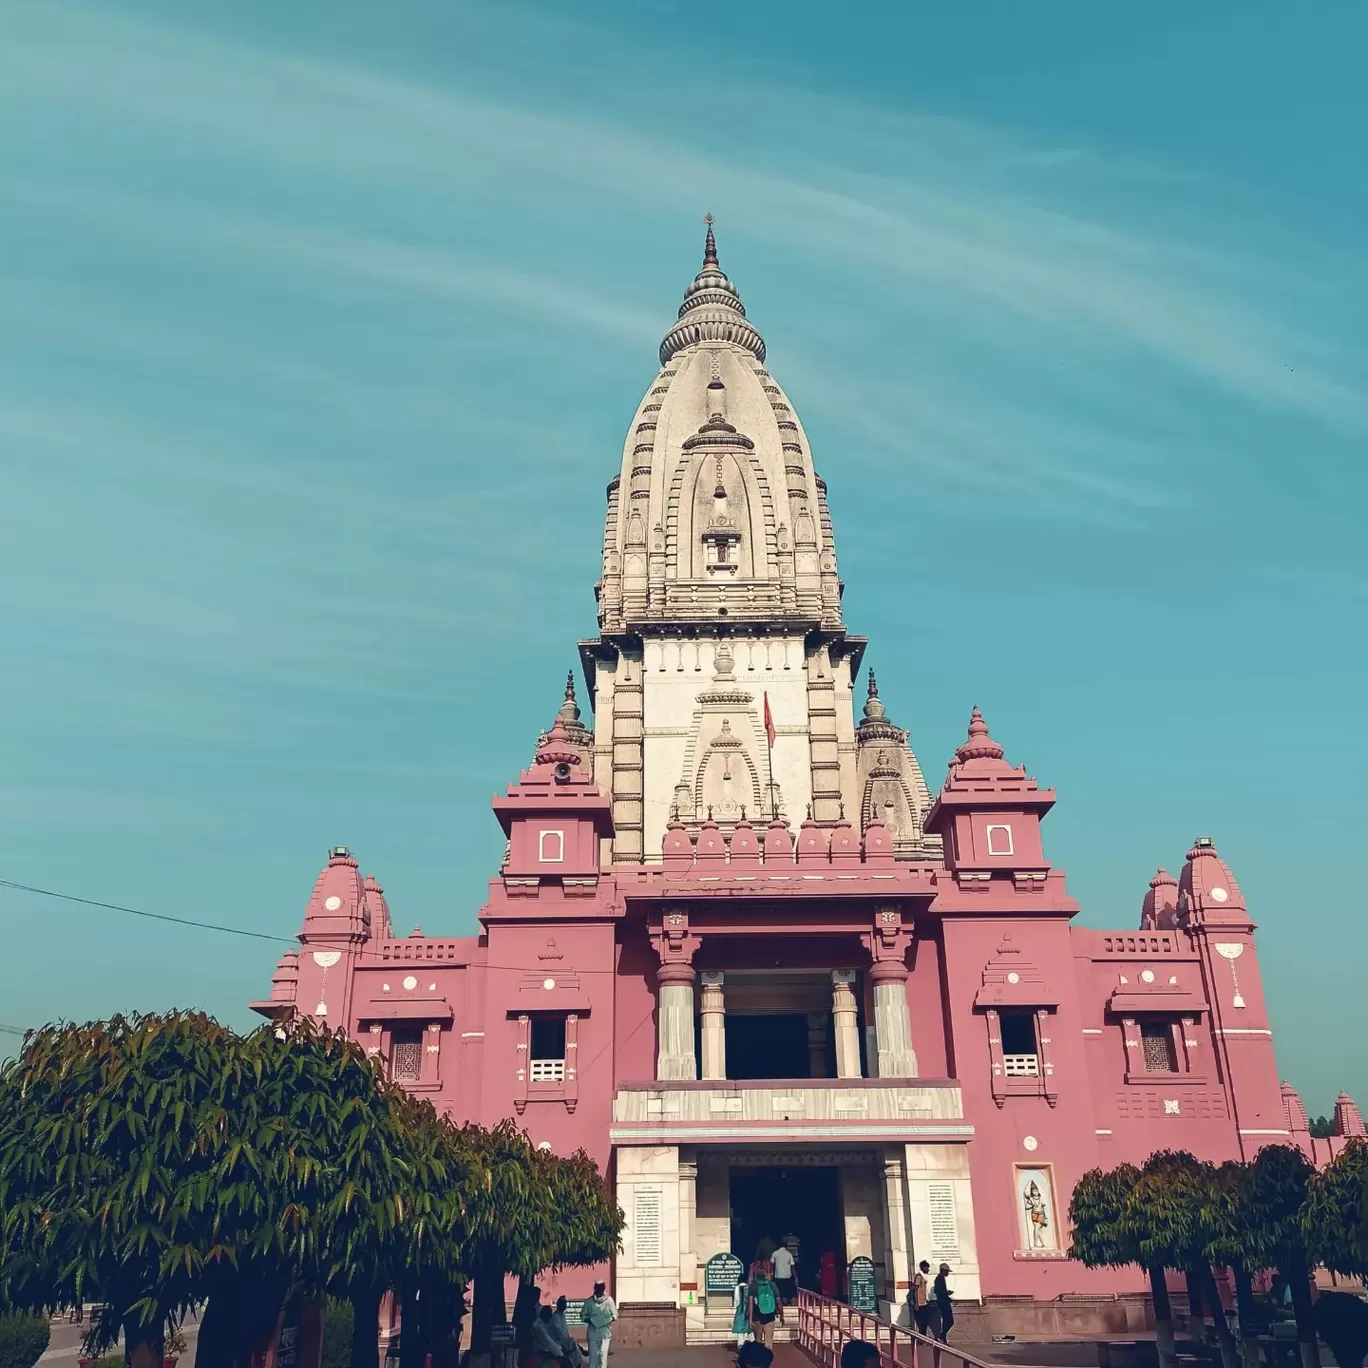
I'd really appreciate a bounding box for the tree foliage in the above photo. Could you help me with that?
[1304,1140,1368,1279]
[0,1012,620,1368]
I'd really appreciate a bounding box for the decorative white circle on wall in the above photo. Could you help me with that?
[1209,887,1229,903]
[324,896,342,911]
[312,950,341,968]
[1022,1135,1039,1152]
[537,1141,552,1151]
[543,978,556,991]
[1141,970,1155,984]
[1007,972,1020,985]
[403,975,418,991]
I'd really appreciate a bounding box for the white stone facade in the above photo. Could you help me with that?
[584,229,935,864]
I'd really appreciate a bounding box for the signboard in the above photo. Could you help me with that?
[928,1183,961,1264]
[848,1256,877,1314]
[705,1252,744,1295]
[489,1325,516,1347]
[633,1187,663,1266]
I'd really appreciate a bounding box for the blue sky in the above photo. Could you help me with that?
[1,0,1365,1112]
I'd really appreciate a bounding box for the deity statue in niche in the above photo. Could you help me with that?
[1016,1168,1057,1251]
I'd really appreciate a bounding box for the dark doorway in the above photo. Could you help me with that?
[725,1013,813,1079]
[730,1164,843,1290]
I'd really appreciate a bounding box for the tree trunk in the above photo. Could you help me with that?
[1197,1265,1240,1368]
[398,1287,424,1368]
[122,1310,164,1368]
[469,1264,505,1357]
[351,1286,384,1368]
[1283,1263,1320,1368]
[1233,1264,1261,1368]
[197,1275,289,1368]
[512,1279,540,1352]
[1186,1267,1205,1339]
[1151,1265,1179,1368]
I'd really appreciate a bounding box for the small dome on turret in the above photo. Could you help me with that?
[1140,868,1180,931]
[1177,836,1247,922]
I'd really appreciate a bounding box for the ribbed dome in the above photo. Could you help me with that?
[659,218,766,365]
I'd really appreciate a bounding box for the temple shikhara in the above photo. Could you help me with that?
[253,224,1362,1335]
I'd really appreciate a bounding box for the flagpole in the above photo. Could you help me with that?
[763,691,777,820]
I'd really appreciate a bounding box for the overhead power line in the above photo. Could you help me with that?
[0,878,295,945]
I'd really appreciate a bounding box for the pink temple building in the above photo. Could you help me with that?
[252,226,1363,1337]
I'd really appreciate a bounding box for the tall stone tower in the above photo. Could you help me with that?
[582,222,934,863]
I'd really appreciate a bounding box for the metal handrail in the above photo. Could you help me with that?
[795,1289,1035,1368]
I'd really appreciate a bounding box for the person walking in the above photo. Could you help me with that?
[909,1261,935,1337]
[932,1264,955,1342]
[772,1241,797,1307]
[748,1247,781,1349]
[818,1251,838,1300]
[580,1281,617,1368]
[732,1278,752,1348]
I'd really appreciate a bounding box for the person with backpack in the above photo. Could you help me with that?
[749,1260,782,1347]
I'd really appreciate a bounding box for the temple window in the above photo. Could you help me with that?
[529,1015,568,1082]
[1140,1020,1179,1073]
[389,1028,423,1083]
[998,1010,1040,1077]
[538,829,565,863]
[986,823,1014,857]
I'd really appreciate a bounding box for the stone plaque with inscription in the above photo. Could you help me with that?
[928,1183,961,1264]
[634,1186,663,1266]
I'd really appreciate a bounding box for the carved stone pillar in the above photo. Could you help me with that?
[654,910,700,1081]
[700,972,727,1081]
[658,963,698,1080]
[870,961,918,1078]
[832,969,862,1079]
[807,1011,829,1078]
[866,908,916,1078]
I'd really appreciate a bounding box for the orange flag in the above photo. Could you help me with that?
[763,692,776,748]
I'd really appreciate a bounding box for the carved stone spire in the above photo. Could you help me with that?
[659,218,766,365]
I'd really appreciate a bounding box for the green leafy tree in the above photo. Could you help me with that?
[1129,1152,1240,1368]
[0,1013,242,1366]
[0,1012,429,1368]
[1241,1145,1320,1368]
[1200,1160,1264,1368]
[1070,1165,1178,1368]
[1311,1293,1368,1368]
[1308,1117,1334,1141]
[1304,1139,1368,1280]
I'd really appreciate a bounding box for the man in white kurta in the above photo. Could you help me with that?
[580,1282,618,1368]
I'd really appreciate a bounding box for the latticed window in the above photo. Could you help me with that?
[1141,1021,1178,1073]
[530,1016,567,1082]
[390,1029,423,1083]
[999,1010,1039,1076]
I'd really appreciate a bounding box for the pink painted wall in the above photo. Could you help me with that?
[252,709,1360,1306]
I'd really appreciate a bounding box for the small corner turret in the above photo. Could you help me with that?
[491,678,614,894]
[926,708,1064,901]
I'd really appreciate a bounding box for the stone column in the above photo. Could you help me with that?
[807,1011,829,1078]
[700,972,727,1081]
[657,962,698,1080]
[679,1150,699,1305]
[870,961,918,1078]
[832,969,862,1079]
[881,1148,913,1305]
